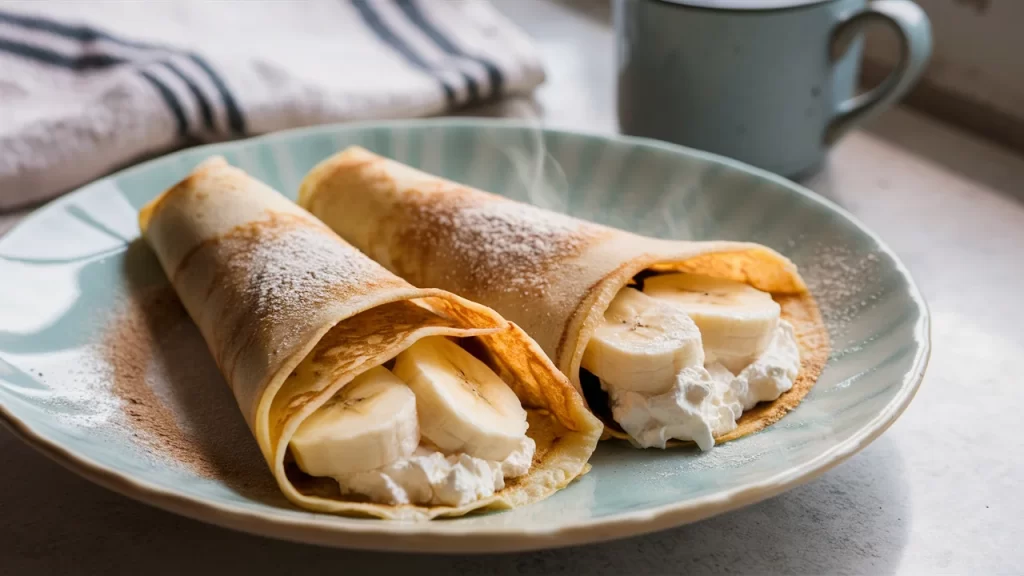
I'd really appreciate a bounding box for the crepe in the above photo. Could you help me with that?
[138,157,601,519]
[297,147,829,443]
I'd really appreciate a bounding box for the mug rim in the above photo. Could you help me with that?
[643,0,835,12]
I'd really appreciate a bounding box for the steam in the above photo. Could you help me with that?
[497,100,569,214]
[640,177,693,241]
[492,98,687,241]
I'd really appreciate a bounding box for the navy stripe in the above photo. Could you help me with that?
[0,8,245,136]
[0,37,124,70]
[0,8,161,51]
[188,54,246,135]
[139,70,188,137]
[392,0,478,103]
[162,60,214,132]
[397,0,504,99]
[350,0,456,107]
[0,39,190,137]
[457,67,479,104]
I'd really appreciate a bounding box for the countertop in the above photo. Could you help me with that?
[3,1,1023,574]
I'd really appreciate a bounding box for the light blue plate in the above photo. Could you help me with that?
[0,119,929,552]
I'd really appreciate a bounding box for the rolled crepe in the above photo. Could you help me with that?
[298,147,829,444]
[138,157,601,519]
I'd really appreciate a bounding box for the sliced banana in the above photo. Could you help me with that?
[289,366,420,478]
[581,287,704,394]
[643,273,780,372]
[393,336,528,462]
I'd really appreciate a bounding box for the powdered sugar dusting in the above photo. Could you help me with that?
[195,216,395,368]
[395,196,603,300]
[800,240,885,333]
[226,223,379,320]
[35,348,121,431]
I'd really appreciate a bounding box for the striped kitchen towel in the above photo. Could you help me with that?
[0,0,544,210]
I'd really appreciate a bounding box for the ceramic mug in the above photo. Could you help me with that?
[615,0,932,177]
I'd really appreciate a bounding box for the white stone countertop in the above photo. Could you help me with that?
[3,1,1023,574]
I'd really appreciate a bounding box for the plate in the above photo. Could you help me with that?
[0,119,929,552]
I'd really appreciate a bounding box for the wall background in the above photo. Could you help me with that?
[862,0,1024,151]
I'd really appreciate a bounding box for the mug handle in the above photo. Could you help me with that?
[826,0,932,144]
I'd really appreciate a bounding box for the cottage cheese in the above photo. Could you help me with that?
[606,321,800,450]
[337,436,536,506]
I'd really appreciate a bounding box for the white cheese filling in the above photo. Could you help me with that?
[607,321,800,450]
[335,436,536,507]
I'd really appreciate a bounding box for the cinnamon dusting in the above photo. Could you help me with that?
[102,284,280,501]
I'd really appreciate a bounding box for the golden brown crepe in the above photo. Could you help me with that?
[297,147,829,443]
[138,157,601,519]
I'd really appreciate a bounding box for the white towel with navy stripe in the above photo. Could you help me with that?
[0,0,545,209]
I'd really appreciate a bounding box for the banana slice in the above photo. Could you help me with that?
[393,336,528,462]
[643,273,780,372]
[581,287,704,394]
[289,366,420,478]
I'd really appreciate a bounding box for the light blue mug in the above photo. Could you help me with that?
[615,0,932,177]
